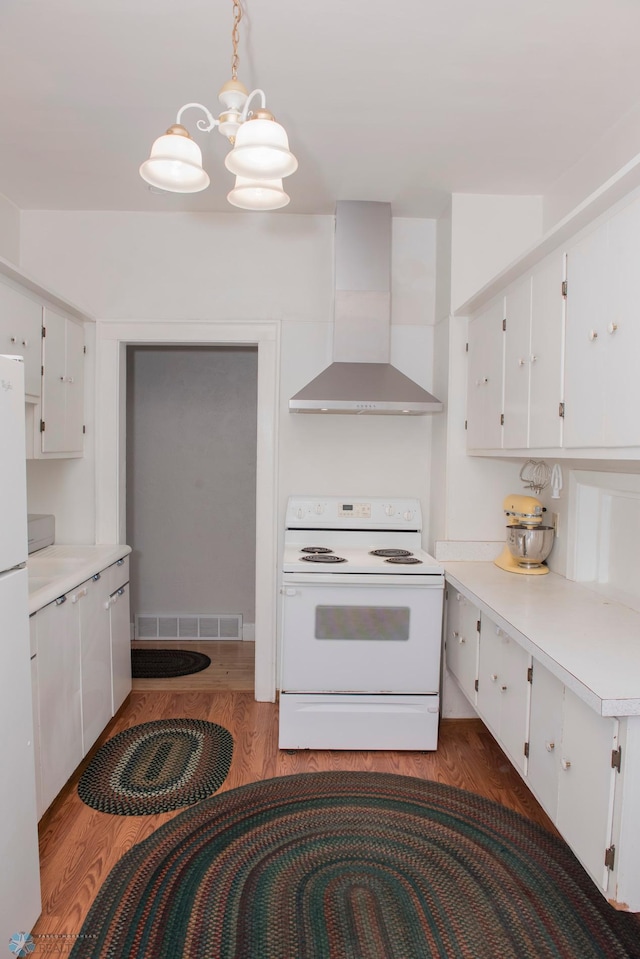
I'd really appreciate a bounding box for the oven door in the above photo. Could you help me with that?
[280,580,443,694]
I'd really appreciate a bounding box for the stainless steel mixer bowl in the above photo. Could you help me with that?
[506,524,555,567]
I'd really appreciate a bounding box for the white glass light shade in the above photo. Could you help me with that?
[225,117,298,179]
[139,129,210,193]
[227,175,290,210]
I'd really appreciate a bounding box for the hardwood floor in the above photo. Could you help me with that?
[33,683,556,939]
[131,639,255,691]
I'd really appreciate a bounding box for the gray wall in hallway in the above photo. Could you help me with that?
[126,345,258,627]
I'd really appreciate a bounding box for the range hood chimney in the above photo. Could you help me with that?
[289,200,443,415]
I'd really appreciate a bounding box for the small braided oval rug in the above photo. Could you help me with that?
[69,771,640,958]
[131,648,211,678]
[77,719,233,815]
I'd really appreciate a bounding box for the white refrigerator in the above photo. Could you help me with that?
[0,355,41,942]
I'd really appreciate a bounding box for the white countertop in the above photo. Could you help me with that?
[28,544,131,614]
[443,562,640,718]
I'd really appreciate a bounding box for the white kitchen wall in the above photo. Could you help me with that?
[19,211,439,546]
[0,191,20,265]
[126,346,257,630]
[450,194,543,312]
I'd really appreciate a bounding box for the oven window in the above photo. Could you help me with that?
[315,605,410,641]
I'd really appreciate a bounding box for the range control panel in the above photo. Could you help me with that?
[286,496,422,530]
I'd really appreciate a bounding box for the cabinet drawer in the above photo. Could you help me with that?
[106,555,129,594]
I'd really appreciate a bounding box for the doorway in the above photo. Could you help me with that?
[94,319,280,701]
[126,345,258,691]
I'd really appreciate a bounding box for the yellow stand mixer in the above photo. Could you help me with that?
[494,493,554,575]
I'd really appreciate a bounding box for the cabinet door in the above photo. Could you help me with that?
[527,659,563,819]
[564,223,609,448]
[445,588,479,704]
[476,618,504,739]
[556,689,618,892]
[36,596,83,814]
[41,308,84,455]
[0,282,42,398]
[75,576,112,754]
[466,298,504,450]
[110,582,132,715]
[477,616,530,773]
[29,614,43,820]
[529,253,565,448]
[604,194,640,447]
[503,276,531,449]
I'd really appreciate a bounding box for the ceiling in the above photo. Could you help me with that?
[2,0,640,218]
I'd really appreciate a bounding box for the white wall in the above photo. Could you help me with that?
[450,194,543,313]
[0,192,20,265]
[20,211,439,546]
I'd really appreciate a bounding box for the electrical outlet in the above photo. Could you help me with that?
[552,513,559,536]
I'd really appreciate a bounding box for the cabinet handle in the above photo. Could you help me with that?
[71,587,88,604]
[10,335,17,344]
[561,758,571,770]
[22,339,28,347]
[588,330,598,341]
[518,358,525,367]
[607,322,618,334]
[530,354,538,363]
[490,673,498,682]
[500,684,508,692]
[545,741,555,752]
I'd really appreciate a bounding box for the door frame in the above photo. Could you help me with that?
[94,319,280,701]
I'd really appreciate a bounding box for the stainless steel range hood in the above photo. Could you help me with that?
[290,201,443,416]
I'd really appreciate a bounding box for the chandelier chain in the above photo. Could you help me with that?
[231,1,242,80]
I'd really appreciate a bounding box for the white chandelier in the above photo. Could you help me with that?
[139,0,297,211]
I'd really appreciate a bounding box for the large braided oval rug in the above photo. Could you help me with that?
[69,771,640,959]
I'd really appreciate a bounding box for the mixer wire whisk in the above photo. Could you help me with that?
[519,459,551,495]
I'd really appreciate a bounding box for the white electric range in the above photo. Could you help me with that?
[279,496,444,751]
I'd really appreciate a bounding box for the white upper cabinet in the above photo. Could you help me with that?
[41,307,85,455]
[466,297,504,450]
[528,253,565,448]
[564,192,640,449]
[502,276,531,449]
[0,281,42,399]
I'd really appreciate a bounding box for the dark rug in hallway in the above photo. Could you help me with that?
[77,719,233,815]
[131,647,211,678]
[69,771,640,958]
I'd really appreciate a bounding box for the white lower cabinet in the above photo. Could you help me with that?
[35,594,83,816]
[556,690,618,894]
[444,587,479,705]
[476,615,531,773]
[75,575,113,755]
[32,554,131,818]
[528,659,618,892]
[526,659,564,820]
[106,558,131,715]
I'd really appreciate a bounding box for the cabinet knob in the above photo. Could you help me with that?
[490,673,498,682]
[10,335,16,344]
[458,635,466,645]
[607,322,618,334]
[561,758,571,770]
[588,330,598,341]
[116,558,125,566]
[93,572,101,581]
[518,358,526,367]
[500,684,508,692]
[22,339,28,347]
[530,354,538,363]
[545,741,555,752]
